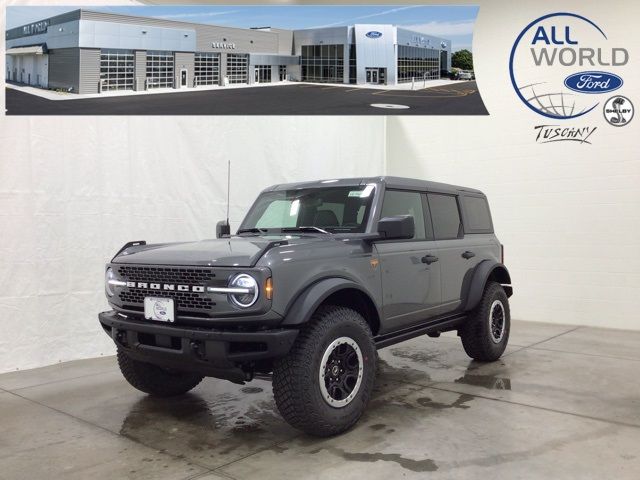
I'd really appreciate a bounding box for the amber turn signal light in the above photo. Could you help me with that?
[265,277,273,300]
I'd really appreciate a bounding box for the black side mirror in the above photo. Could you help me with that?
[377,215,415,240]
[216,220,231,238]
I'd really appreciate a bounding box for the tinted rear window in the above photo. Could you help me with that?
[427,194,462,240]
[462,196,493,233]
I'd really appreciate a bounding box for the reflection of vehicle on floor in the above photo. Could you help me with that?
[99,177,513,436]
[459,70,475,80]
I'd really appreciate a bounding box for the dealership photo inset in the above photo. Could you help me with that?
[5,5,486,115]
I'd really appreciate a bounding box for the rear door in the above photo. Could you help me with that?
[374,190,441,333]
[426,193,482,313]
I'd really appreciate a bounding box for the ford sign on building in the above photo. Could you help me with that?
[5,10,452,93]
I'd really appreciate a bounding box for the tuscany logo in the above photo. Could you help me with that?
[509,12,629,144]
[533,125,597,144]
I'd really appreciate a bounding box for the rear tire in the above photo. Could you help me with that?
[272,305,377,437]
[117,349,204,397]
[460,281,510,361]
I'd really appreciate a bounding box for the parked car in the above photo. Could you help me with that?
[100,177,512,436]
[459,70,475,80]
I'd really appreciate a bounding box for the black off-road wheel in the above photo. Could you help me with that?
[272,305,377,437]
[460,281,510,361]
[117,349,204,397]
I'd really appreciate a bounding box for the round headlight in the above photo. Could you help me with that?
[105,267,116,297]
[228,273,259,308]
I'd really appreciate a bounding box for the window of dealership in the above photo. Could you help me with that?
[100,49,134,91]
[194,53,220,86]
[146,50,174,89]
[300,45,345,83]
[226,54,249,84]
[397,45,441,83]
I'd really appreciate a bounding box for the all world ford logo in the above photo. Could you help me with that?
[564,71,623,94]
[366,31,383,39]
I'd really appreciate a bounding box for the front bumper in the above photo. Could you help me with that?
[99,310,298,382]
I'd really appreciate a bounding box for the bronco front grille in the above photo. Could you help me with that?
[116,265,216,284]
[116,265,218,313]
[119,288,215,311]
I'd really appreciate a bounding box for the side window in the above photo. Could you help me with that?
[380,190,426,240]
[462,196,494,233]
[427,193,462,240]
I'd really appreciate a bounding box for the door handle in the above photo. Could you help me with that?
[462,251,476,259]
[421,254,439,265]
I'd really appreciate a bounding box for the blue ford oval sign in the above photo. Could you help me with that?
[564,71,623,94]
[365,31,383,39]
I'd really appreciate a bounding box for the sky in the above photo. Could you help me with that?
[6,5,478,51]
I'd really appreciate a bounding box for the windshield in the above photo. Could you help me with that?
[239,185,375,234]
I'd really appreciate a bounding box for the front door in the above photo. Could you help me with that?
[375,190,441,333]
[180,69,187,87]
[366,68,379,84]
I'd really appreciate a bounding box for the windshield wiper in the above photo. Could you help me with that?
[282,226,331,234]
[237,227,269,234]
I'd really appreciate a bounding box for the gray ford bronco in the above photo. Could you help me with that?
[100,177,512,436]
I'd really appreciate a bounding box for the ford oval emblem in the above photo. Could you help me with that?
[563,71,623,94]
[366,31,383,39]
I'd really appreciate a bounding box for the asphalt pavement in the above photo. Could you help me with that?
[6,81,487,115]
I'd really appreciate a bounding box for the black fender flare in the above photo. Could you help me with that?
[461,261,512,312]
[281,277,381,327]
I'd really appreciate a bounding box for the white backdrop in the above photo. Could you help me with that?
[0,117,386,373]
[2,0,639,374]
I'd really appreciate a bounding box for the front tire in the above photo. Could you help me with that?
[460,281,510,361]
[117,349,204,397]
[272,305,377,437]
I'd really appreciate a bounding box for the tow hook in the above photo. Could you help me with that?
[190,341,205,359]
[115,330,128,346]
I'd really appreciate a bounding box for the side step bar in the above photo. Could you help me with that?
[374,313,467,349]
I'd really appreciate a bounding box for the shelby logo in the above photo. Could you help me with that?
[366,31,383,39]
[127,282,205,292]
[534,125,597,144]
[564,72,622,94]
[603,96,634,127]
[509,13,628,119]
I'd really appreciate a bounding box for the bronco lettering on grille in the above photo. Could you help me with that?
[125,281,204,292]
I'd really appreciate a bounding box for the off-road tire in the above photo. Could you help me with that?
[272,305,377,437]
[117,349,204,397]
[460,281,510,361]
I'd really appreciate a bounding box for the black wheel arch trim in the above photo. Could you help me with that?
[281,277,382,329]
[461,260,512,312]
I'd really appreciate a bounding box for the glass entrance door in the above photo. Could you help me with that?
[366,68,379,84]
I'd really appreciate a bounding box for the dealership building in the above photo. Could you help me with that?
[5,9,452,94]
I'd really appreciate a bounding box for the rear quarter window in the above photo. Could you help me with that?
[427,193,462,240]
[462,195,494,233]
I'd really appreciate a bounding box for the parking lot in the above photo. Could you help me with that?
[6,81,487,115]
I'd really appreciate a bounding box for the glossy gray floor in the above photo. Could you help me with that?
[1,320,639,479]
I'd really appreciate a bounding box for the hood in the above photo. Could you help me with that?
[112,235,328,267]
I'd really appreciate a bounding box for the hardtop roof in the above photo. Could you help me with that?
[264,176,484,195]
